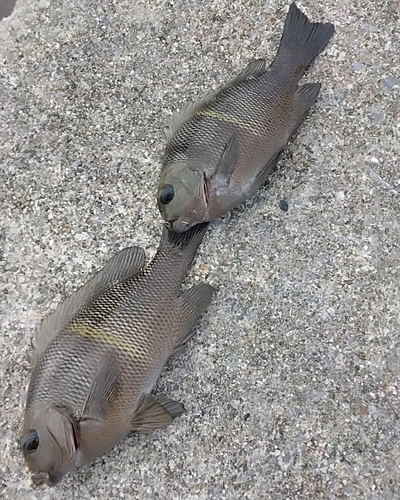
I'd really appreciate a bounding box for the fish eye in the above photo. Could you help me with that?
[23,431,40,454]
[159,185,175,205]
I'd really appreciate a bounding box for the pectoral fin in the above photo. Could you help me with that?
[31,246,146,365]
[130,394,185,432]
[212,131,239,185]
[253,149,283,188]
[175,283,215,352]
[81,354,120,422]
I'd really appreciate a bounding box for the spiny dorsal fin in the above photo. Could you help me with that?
[130,394,185,432]
[164,89,221,142]
[164,59,266,141]
[31,246,146,366]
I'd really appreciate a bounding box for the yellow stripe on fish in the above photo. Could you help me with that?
[195,109,263,137]
[70,322,142,356]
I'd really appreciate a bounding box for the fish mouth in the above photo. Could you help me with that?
[31,471,50,488]
[32,469,65,488]
[169,218,191,233]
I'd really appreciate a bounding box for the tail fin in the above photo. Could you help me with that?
[160,221,210,265]
[278,3,335,78]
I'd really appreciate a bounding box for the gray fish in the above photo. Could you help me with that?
[21,223,214,487]
[157,3,335,232]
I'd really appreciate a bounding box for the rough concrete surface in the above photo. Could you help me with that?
[1,0,399,498]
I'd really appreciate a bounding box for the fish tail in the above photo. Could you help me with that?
[160,222,210,264]
[277,2,334,78]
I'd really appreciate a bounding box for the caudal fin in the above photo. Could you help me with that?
[278,3,335,78]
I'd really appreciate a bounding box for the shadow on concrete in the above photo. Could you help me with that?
[0,0,16,20]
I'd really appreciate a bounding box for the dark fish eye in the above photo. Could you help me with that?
[23,431,40,454]
[159,185,175,205]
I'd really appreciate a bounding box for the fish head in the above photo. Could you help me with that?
[158,163,208,232]
[21,403,79,487]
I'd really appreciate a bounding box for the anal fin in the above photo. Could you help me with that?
[175,283,215,352]
[130,394,185,432]
[290,82,321,135]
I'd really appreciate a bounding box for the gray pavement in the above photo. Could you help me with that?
[1,0,400,498]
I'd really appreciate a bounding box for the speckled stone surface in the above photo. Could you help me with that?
[1,0,399,498]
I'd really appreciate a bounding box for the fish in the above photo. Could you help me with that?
[157,2,335,232]
[21,222,214,487]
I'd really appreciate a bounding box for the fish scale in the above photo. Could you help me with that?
[158,3,335,232]
[21,222,214,487]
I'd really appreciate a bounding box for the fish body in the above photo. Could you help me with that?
[21,223,214,487]
[158,3,335,232]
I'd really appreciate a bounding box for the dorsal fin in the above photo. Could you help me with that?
[31,246,146,365]
[229,58,266,85]
[164,90,221,142]
[164,58,266,141]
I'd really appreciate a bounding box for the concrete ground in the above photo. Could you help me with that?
[1,0,399,498]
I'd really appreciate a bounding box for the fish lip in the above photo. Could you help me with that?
[166,218,182,232]
[166,219,176,230]
[31,471,50,488]
[32,469,65,488]
[171,218,190,233]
